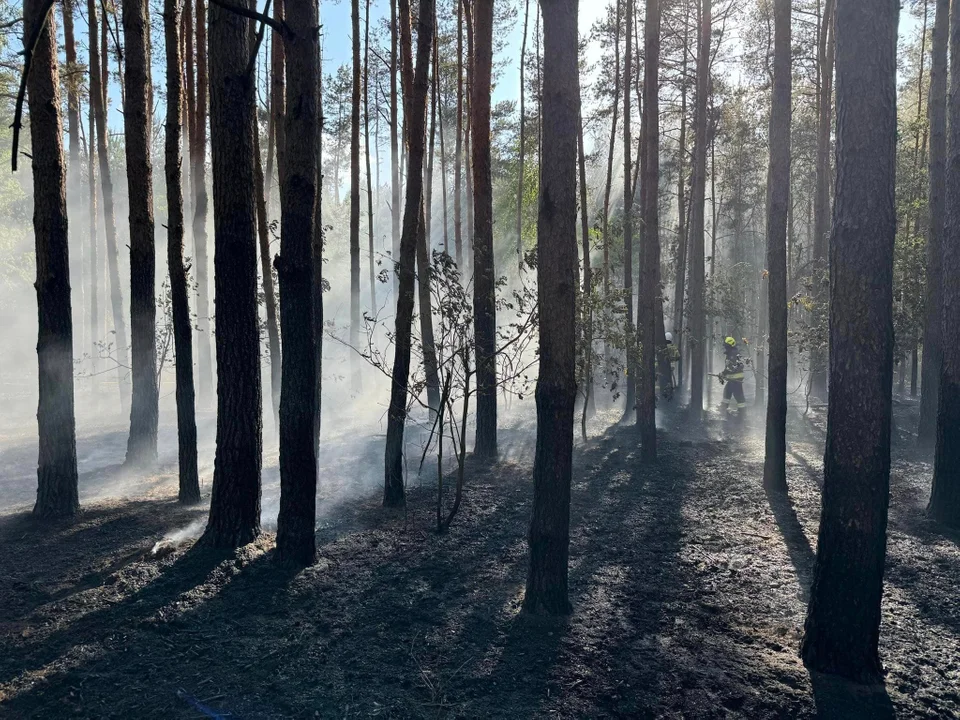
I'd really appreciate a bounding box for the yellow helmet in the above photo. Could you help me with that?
[724,336,737,347]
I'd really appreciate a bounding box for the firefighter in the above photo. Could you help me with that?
[718,336,746,418]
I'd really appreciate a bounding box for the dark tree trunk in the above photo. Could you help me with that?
[350,0,362,389]
[929,0,960,528]
[762,0,792,493]
[686,0,710,420]
[27,0,79,520]
[800,0,897,683]
[122,0,159,466]
[62,0,81,179]
[266,0,285,208]
[313,52,324,444]
[163,0,200,504]
[809,0,835,400]
[364,0,376,312]
[673,0,689,387]
[436,42,450,254]
[194,0,213,405]
[578,103,594,428]
[87,95,99,390]
[201,0,263,549]
[601,0,620,371]
[636,0,660,460]
[454,0,464,267]
[919,0,950,448]
[523,0,578,617]
[471,0,498,459]
[622,0,635,419]
[88,0,129,414]
[390,0,401,282]
[383,0,434,508]
[517,0,529,258]
[255,128,282,437]
[276,0,320,566]
[464,0,475,277]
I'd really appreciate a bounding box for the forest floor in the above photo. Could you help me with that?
[1,397,959,719]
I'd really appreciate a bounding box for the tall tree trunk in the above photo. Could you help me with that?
[194,0,213,405]
[276,0,320,565]
[383,0,435,508]
[762,0,792,492]
[436,29,450,254]
[255,128,282,436]
[524,0,578,617]
[672,0,689,387]
[578,103,594,427]
[472,0,498,459]
[349,0,362,389]
[919,0,949,448]
[929,0,960,527]
[313,43,324,443]
[636,0,661,460]
[364,0,376,312]
[809,0,835,399]
[163,0,200,503]
[122,0,159,466]
[88,0,129,414]
[517,0,529,258]
[266,0,285,208]
[27,0,79,519]
[800,0,896,682]
[601,0,621,374]
[687,0,710,420]
[87,98,99,392]
[62,0,80,175]
[622,0,636,419]
[391,0,401,285]
[201,0,262,548]
[454,0,464,266]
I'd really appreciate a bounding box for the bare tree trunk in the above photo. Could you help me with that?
[454,0,464,266]
[464,0,475,277]
[672,0,689,387]
[636,0,660,460]
[87,98,99,393]
[622,0,636,419]
[929,0,960,528]
[391,0,401,285]
[800,0,897,682]
[687,0,711,420]
[350,0,362,389]
[122,0,159,466]
[163,0,200,503]
[517,0,529,258]
[762,0,792,492]
[255,128,282,436]
[436,30,450,254]
[578,103,594,427]
[27,0,79,519]
[809,0,835,399]
[601,0,621,372]
[201,0,263,549]
[383,0,435,507]
[275,0,321,566]
[194,0,213,405]
[266,0,285,209]
[62,0,82,350]
[88,0,129,414]
[919,0,949,448]
[471,0,498,459]
[364,0,376,312]
[524,0,578,617]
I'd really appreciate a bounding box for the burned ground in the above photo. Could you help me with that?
[0,402,958,719]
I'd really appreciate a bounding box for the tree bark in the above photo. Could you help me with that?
[622,0,636,420]
[27,0,79,520]
[919,0,949,448]
[87,95,99,393]
[762,0,792,493]
[524,0,578,617]
[201,0,263,549]
[383,0,434,508]
[809,0,835,399]
[686,0,710,420]
[929,0,960,528]
[517,0,529,258]
[390,0,401,284]
[255,127,282,437]
[194,0,213,405]
[275,0,320,565]
[122,0,160,466]
[636,0,660,460]
[471,0,497,459]
[578,102,594,426]
[364,0,376,312]
[163,0,200,504]
[454,0,464,267]
[800,0,897,683]
[88,0,129,414]
[672,0,689,387]
[601,0,620,372]
[266,0,285,208]
[349,0,362,389]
